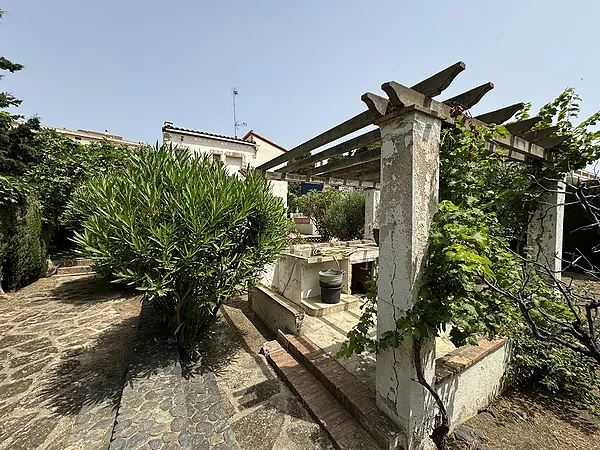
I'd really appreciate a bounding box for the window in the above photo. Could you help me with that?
[212,154,222,163]
[225,155,243,174]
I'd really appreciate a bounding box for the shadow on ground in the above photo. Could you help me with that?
[519,387,600,435]
[184,295,254,379]
[36,295,175,418]
[50,275,139,306]
[36,315,146,416]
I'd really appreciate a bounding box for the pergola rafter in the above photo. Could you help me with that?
[475,103,525,124]
[257,61,567,186]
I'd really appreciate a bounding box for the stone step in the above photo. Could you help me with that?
[262,340,382,450]
[57,258,94,267]
[56,265,94,275]
[276,331,404,450]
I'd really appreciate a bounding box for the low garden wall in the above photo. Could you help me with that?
[436,338,511,428]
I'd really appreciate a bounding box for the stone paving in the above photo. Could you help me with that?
[109,303,238,450]
[0,273,141,450]
[0,272,338,450]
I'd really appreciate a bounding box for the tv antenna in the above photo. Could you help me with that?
[232,87,246,137]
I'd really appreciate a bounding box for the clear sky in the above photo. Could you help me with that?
[1,0,598,150]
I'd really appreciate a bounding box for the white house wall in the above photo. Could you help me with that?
[163,130,288,206]
[251,136,289,207]
[164,132,255,173]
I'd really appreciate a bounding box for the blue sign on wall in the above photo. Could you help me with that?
[300,183,323,195]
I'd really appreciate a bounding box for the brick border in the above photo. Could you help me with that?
[275,331,404,450]
[261,341,381,450]
[435,337,508,384]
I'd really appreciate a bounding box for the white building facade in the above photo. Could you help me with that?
[43,126,145,148]
[162,123,288,206]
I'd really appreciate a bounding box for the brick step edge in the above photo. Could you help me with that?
[277,331,404,450]
[262,340,382,450]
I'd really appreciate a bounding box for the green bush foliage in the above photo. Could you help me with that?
[294,187,365,241]
[71,145,289,358]
[508,330,600,412]
[293,187,341,240]
[322,190,365,241]
[0,181,45,291]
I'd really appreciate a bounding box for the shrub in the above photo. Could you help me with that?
[294,187,365,241]
[0,178,45,291]
[507,329,600,412]
[323,190,365,241]
[293,187,341,240]
[71,145,289,358]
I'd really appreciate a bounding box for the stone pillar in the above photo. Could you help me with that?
[376,109,441,450]
[364,188,381,240]
[527,181,566,281]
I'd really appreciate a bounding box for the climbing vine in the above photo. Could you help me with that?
[336,89,600,446]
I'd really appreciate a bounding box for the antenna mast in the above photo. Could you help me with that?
[232,87,246,137]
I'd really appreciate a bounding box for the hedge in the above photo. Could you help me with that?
[0,193,45,291]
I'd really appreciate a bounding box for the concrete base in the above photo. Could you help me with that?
[249,285,305,335]
[301,294,359,317]
[302,294,358,317]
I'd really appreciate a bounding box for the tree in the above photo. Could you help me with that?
[0,9,41,175]
[322,190,365,240]
[483,179,600,365]
[0,9,24,111]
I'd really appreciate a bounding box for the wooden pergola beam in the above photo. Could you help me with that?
[476,103,525,124]
[505,116,542,135]
[306,147,381,176]
[375,82,549,161]
[258,65,565,175]
[321,160,380,179]
[411,61,466,98]
[264,170,380,189]
[354,170,381,182]
[257,110,375,171]
[537,134,569,149]
[443,82,495,109]
[361,93,390,118]
[520,125,559,142]
[278,129,381,174]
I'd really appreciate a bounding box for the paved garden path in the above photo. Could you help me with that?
[0,273,142,450]
[205,297,336,450]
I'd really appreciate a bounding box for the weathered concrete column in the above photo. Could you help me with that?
[527,181,566,280]
[376,109,441,450]
[364,188,381,240]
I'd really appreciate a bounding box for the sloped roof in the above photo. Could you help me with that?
[162,123,256,147]
[242,130,287,152]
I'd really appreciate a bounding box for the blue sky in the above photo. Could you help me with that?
[1,1,598,150]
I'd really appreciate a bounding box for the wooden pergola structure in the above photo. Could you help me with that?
[257,62,567,450]
[258,61,566,185]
